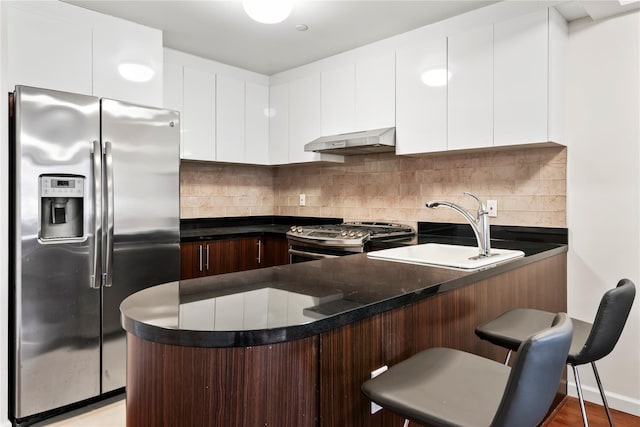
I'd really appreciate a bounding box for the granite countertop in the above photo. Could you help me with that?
[121,236,568,348]
[180,215,343,242]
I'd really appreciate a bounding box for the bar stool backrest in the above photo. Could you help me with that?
[490,313,573,427]
[572,278,636,365]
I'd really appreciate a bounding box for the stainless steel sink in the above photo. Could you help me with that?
[367,243,525,271]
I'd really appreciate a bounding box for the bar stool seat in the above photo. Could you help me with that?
[475,308,593,364]
[362,313,572,427]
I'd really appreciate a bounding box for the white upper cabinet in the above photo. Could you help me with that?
[494,9,548,146]
[396,38,447,155]
[92,18,163,107]
[216,75,245,163]
[163,63,183,113]
[163,62,183,147]
[244,82,270,165]
[5,1,163,106]
[269,83,290,165]
[289,74,323,163]
[6,5,92,95]
[182,67,216,161]
[320,54,396,136]
[321,64,355,136]
[355,53,396,131]
[447,24,494,151]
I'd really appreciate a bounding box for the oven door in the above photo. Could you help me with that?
[287,240,363,264]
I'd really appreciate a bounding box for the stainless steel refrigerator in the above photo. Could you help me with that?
[9,85,180,424]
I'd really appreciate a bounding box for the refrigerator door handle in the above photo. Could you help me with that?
[91,140,103,289]
[104,141,115,287]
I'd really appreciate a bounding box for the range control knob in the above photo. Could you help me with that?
[356,231,364,238]
[340,230,348,237]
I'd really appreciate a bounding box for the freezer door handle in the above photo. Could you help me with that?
[91,140,103,289]
[104,140,115,287]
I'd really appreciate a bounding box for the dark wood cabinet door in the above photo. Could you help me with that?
[181,235,290,280]
[262,236,290,267]
[180,242,204,280]
[233,237,261,272]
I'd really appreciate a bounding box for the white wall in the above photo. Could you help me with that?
[566,10,640,415]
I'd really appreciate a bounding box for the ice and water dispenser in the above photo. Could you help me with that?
[39,175,85,241]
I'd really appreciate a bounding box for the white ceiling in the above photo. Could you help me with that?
[63,0,639,76]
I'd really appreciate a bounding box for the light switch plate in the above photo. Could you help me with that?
[487,200,498,217]
[299,194,306,206]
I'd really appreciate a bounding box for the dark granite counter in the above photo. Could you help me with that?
[180,215,342,242]
[121,234,567,348]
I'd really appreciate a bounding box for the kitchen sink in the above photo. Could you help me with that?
[367,243,525,271]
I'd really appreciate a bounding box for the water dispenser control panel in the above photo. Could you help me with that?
[40,176,84,197]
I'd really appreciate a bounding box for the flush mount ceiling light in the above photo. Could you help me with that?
[243,0,293,24]
[118,62,155,82]
[420,67,451,87]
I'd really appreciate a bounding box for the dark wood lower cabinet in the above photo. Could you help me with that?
[126,335,318,427]
[262,235,290,267]
[127,253,567,426]
[180,235,290,279]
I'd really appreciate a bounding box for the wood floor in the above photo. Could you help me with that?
[36,395,640,426]
[543,397,640,427]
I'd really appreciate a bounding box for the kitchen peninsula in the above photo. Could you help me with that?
[121,237,567,427]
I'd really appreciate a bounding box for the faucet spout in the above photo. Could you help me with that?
[425,193,491,257]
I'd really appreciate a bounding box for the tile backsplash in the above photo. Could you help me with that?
[181,146,567,228]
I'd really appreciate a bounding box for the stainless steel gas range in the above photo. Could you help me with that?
[286,222,415,263]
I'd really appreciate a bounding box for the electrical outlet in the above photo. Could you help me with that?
[370,366,388,414]
[299,194,306,206]
[487,200,498,217]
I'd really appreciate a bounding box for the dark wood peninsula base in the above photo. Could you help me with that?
[125,253,567,427]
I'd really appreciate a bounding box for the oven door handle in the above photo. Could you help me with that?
[288,249,339,260]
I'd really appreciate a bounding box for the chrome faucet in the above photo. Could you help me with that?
[425,192,491,258]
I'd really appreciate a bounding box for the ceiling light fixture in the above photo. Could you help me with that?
[243,0,293,24]
[420,67,451,87]
[118,62,155,82]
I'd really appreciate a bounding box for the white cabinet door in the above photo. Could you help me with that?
[269,83,289,165]
[182,67,215,161]
[93,18,163,107]
[448,25,493,151]
[289,74,322,163]
[396,38,447,155]
[163,63,183,147]
[494,9,548,147]
[321,64,355,136]
[6,6,92,95]
[163,63,183,112]
[355,53,396,131]
[245,82,270,165]
[216,75,245,163]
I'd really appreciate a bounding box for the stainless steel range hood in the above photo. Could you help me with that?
[304,127,395,155]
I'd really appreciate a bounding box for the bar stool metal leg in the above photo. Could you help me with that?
[504,349,512,365]
[403,419,409,427]
[592,362,615,427]
[572,365,590,427]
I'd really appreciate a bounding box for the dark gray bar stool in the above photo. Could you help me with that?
[362,313,572,427]
[475,279,636,427]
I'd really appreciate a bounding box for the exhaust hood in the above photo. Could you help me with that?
[304,127,395,155]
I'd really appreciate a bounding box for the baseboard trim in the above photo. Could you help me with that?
[568,381,640,417]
